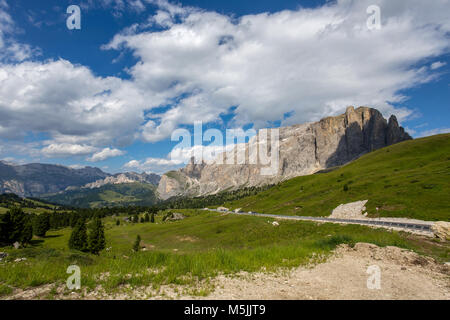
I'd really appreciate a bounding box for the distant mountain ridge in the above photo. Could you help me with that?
[0,161,160,198]
[0,162,109,197]
[0,106,412,207]
[82,172,160,189]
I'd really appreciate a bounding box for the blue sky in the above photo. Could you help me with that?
[0,0,449,174]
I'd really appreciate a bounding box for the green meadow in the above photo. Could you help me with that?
[0,209,448,297]
[224,134,450,221]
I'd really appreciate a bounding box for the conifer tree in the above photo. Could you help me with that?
[144,213,150,222]
[68,219,88,251]
[88,218,106,254]
[116,219,120,226]
[151,213,155,223]
[21,220,33,245]
[0,207,33,245]
[33,213,50,237]
[133,235,141,252]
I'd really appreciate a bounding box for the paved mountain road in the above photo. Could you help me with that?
[207,209,433,234]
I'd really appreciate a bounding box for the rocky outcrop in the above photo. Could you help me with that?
[432,222,450,241]
[84,172,160,189]
[157,106,412,199]
[330,200,369,219]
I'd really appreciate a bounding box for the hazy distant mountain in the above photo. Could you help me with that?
[0,162,109,197]
[0,161,161,200]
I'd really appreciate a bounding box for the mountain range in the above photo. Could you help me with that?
[1,106,411,207]
[157,106,412,199]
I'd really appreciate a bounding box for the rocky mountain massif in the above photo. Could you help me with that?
[0,162,160,198]
[82,172,160,189]
[0,163,109,197]
[157,106,412,199]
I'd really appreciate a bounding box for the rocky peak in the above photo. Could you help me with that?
[157,106,412,199]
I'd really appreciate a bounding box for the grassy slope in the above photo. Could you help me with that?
[42,182,158,208]
[0,195,60,215]
[223,134,450,221]
[0,210,448,296]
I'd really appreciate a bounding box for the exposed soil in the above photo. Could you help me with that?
[4,243,449,300]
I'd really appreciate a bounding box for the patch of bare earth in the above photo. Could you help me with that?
[201,243,449,300]
[3,243,449,300]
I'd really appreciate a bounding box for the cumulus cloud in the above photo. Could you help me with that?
[1,0,450,162]
[430,61,447,70]
[87,147,125,162]
[124,157,184,173]
[105,0,450,142]
[123,141,240,173]
[0,59,149,146]
[41,143,98,158]
[68,164,87,169]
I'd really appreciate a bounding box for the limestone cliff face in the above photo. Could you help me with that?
[157,107,412,200]
[83,172,160,189]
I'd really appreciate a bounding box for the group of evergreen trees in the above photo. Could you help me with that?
[129,208,157,224]
[68,217,106,254]
[0,207,33,246]
[0,208,54,246]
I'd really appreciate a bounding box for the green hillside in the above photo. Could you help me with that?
[1,209,448,297]
[223,134,450,221]
[42,182,158,208]
[0,193,61,214]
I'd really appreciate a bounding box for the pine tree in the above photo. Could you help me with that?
[68,219,88,251]
[151,213,155,223]
[21,220,33,245]
[116,219,120,226]
[1,207,34,245]
[69,212,80,228]
[133,235,141,252]
[33,213,50,237]
[144,213,150,222]
[88,218,106,255]
[133,214,139,223]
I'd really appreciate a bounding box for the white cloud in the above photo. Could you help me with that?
[430,61,447,70]
[124,157,183,173]
[105,0,450,142]
[1,0,450,159]
[41,143,98,158]
[87,147,125,161]
[0,3,39,62]
[68,164,87,169]
[418,127,450,138]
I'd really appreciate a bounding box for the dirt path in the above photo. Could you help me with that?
[201,243,449,300]
[5,243,449,300]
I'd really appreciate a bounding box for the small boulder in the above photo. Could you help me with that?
[0,252,7,259]
[272,221,279,226]
[163,212,186,222]
[13,242,21,249]
[432,221,450,241]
